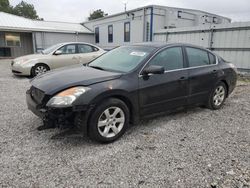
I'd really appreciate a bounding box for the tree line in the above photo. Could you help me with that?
[0,0,42,20]
[0,0,108,21]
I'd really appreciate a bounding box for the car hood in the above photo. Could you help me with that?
[14,54,46,62]
[31,65,122,95]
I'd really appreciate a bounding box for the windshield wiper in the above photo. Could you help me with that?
[89,65,105,70]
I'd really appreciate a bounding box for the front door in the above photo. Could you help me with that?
[50,44,78,69]
[139,47,189,116]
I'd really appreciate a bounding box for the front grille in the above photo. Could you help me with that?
[30,86,45,104]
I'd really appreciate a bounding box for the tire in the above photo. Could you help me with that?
[88,98,130,143]
[207,82,227,110]
[31,64,49,77]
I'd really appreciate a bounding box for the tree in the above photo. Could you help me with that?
[0,0,43,20]
[88,9,107,21]
[0,0,12,13]
[12,1,40,20]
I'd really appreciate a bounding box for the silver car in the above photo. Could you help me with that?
[11,42,105,77]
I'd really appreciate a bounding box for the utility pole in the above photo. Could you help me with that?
[123,1,128,12]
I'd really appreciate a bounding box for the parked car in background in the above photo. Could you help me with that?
[11,42,105,77]
[26,43,237,143]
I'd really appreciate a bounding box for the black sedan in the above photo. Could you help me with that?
[26,43,237,143]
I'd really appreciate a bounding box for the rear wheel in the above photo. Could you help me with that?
[207,82,227,110]
[88,98,129,143]
[31,64,49,77]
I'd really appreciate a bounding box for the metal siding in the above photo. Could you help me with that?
[0,32,5,46]
[154,22,250,70]
[33,32,95,51]
[83,5,229,48]
[213,29,250,48]
[11,32,33,58]
[154,34,166,42]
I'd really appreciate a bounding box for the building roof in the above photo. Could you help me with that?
[83,4,231,24]
[0,12,93,34]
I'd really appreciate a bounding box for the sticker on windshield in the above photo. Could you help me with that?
[130,52,146,57]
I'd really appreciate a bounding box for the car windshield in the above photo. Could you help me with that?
[42,44,63,55]
[89,46,155,73]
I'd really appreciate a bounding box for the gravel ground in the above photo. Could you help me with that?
[0,60,249,187]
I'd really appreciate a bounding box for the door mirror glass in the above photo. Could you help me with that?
[142,65,165,75]
[54,50,62,55]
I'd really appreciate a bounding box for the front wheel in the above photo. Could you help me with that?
[207,82,227,110]
[88,98,130,143]
[31,64,49,77]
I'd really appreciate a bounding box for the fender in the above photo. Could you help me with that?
[89,89,140,124]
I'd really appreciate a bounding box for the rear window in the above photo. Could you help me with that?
[186,47,210,67]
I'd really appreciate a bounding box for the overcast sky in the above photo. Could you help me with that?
[9,0,250,23]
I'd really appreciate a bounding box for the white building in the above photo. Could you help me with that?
[0,5,231,58]
[83,5,231,49]
[0,12,93,58]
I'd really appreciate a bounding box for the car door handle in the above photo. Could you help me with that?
[179,77,187,81]
[211,70,217,73]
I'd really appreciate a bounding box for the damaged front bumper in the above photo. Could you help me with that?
[26,89,93,132]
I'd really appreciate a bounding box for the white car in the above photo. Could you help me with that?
[11,42,105,77]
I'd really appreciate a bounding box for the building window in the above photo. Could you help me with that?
[108,25,113,43]
[146,22,150,42]
[124,22,130,42]
[95,27,99,43]
[5,33,21,47]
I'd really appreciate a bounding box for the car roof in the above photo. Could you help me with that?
[54,42,102,49]
[132,42,210,51]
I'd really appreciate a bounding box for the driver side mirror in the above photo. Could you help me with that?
[142,65,165,76]
[54,50,62,55]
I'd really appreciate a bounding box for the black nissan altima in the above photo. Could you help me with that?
[26,43,237,143]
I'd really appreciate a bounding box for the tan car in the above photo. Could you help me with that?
[11,42,105,77]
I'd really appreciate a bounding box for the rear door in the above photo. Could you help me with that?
[138,46,189,116]
[184,47,219,105]
[77,44,104,65]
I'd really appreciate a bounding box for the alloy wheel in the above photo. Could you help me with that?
[35,65,47,76]
[97,107,125,138]
[213,86,225,106]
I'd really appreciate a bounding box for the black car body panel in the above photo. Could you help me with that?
[26,43,237,131]
[31,66,122,95]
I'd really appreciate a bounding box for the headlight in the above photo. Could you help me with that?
[15,59,29,65]
[46,87,90,108]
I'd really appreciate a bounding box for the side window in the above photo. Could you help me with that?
[78,44,94,53]
[186,47,210,67]
[148,47,184,71]
[93,47,99,52]
[58,44,76,54]
[209,53,216,64]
